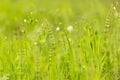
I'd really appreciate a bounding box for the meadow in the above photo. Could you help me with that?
[0,0,120,80]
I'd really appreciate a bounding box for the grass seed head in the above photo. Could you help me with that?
[67,25,73,32]
[56,27,60,31]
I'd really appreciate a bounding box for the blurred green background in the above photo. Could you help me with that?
[1,0,120,80]
[0,0,113,34]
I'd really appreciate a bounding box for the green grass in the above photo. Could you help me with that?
[0,0,120,80]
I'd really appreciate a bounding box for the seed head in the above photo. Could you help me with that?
[24,19,27,23]
[67,25,73,32]
[56,27,60,31]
